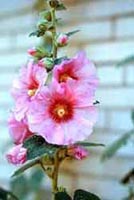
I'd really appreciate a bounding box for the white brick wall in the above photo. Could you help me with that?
[0,0,134,199]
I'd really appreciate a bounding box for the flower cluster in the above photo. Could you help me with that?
[7,51,98,164]
[6,3,98,165]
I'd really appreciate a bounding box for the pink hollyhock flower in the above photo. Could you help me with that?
[53,51,98,91]
[67,145,89,160]
[57,34,68,46]
[6,144,27,165]
[28,81,97,145]
[8,113,33,145]
[11,61,47,120]
[28,47,37,56]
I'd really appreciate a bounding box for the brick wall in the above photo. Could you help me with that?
[0,1,134,200]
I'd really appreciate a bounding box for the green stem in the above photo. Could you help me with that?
[51,8,57,59]
[52,150,60,200]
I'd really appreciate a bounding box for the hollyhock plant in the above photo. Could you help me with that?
[6,144,27,165]
[11,60,47,120]
[6,1,103,200]
[8,113,33,145]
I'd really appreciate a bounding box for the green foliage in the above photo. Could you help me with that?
[131,110,134,125]
[11,168,45,200]
[117,55,134,67]
[101,130,134,161]
[55,189,101,200]
[10,176,28,200]
[74,189,101,200]
[12,158,40,177]
[55,191,72,200]
[0,187,19,200]
[49,1,66,10]
[66,30,80,37]
[76,142,105,148]
[23,135,61,160]
[54,56,68,65]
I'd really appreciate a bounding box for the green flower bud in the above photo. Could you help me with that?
[49,0,59,8]
[37,19,47,31]
[40,10,52,21]
[38,58,54,70]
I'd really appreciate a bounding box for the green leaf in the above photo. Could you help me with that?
[23,135,61,161]
[0,187,19,200]
[66,30,80,37]
[101,130,134,161]
[131,110,134,125]
[10,175,28,200]
[117,55,134,67]
[29,30,45,37]
[54,56,68,65]
[11,157,40,178]
[56,3,67,11]
[29,168,44,191]
[55,191,72,200]
[74,189,101,200]
[76,142,105,147]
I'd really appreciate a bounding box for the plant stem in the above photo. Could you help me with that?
[51,8,57,59]
[52,150,60,200]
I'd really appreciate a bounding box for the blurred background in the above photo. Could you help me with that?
[0,0,134,199]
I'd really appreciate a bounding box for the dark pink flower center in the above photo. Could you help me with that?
[28,76,39,97]
[49,99,74,123]
[59,68,77,83]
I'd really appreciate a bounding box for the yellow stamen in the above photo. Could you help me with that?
[28,89,36,97]
[57,108,66,118]
[59,73,70,82]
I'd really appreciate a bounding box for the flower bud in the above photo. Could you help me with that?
[49,0,59,8]
[38,58,54,70]
[37,20,47,31]
[57,34,69,47]
[67,145,88,160]
[40,10,52,21]
[6,144,27,165]
[28,47,37,56]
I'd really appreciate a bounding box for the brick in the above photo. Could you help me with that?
[0,13,34,31]
[76,176,127,200]
[0,53,27,67]
[59,173,75,193]
[85,41,134,62]
[126,65,134,85]
[0,107,10,123]
[86,0,134,18]
[90,131,134,157]
[62,151,134,181]
[0,163,15,181]
[60,21,112,41]
[110,110,134,130]
[0,37,11,51]
[95,109,106,128]
[0,91,13,105]
[96,88,134,108]
[116,17,134,37]
[0,126,10,140]
[0,0,32,13]
[58,0,134,23]
[97,66,123,86]
[0,73,16,88]
[17,32,41,49]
